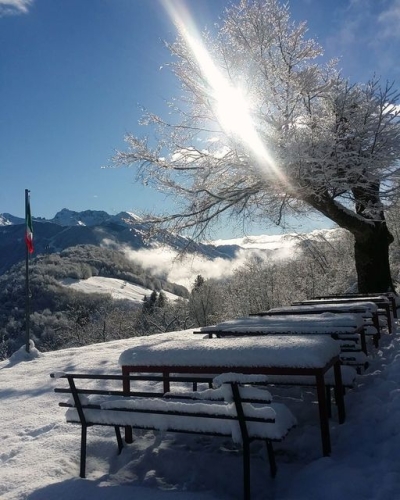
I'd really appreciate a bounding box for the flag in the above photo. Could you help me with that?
[25,192,34,254]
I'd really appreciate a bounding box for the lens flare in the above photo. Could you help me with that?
[160,0,287,184]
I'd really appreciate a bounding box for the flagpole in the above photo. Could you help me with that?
[25,189,31,354]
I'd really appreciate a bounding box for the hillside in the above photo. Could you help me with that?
[0,244,189,359]
[61,276,181,303]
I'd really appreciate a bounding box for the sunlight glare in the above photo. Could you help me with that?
[160,0,285,182]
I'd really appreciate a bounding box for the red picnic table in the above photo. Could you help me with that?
[119,334,345,457]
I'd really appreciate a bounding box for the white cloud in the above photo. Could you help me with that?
[378,0,400,39]
[0,0,32,16]
[123,246,240,289]
[103,231,341,291]
[323,0,400,82]
[122,235,301,290]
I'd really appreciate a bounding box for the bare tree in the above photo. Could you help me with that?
[114,0,400,293]
[189,276,223,327]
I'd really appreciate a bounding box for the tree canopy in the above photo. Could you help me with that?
[114,0,400,292]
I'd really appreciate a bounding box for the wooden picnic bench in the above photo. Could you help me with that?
[50,372,296,500]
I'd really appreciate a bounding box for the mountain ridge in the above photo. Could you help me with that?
[0,208,144,228]
[0,209,232,275]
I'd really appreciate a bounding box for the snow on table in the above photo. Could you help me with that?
[293,299,380,312]
[119,335,341,370]
[267,303,375,317]
[201,313,364,333]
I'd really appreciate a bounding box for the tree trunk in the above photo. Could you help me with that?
[353,222,395,293]
[304,191,396,294]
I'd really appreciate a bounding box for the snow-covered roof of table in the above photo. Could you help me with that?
[293,300,380,311]
[267,303,375,316]
[119,335,341,369]
[200,313,364,333]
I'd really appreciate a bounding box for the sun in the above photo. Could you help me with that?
[214,85,251,136]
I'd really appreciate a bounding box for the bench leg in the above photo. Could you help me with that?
[124,425,133,444]
[315,373,331,456]
[80,425,87,479]
[266,440,277,478]
[333,364,346,424]
[242,439,251,500]
[115,426,123,454]
[325,386,332,418]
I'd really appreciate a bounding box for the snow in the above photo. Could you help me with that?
[294,299,380,312]
[206,313,365,332]
[2,325,400,499]
[49,209,143,227]
[64,394,295,443]
[269,303,376,317]
[118,334,342,369]
[60,276,180,304]
[0,213,13,226]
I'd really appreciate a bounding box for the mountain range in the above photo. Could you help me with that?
[0,208,344,279]
[0,208,233,275]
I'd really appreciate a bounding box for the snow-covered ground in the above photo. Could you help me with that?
[1,324,400,500]
[60,276,181,304]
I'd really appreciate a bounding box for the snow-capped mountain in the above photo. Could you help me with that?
[0,209,230,275]
[0,213,25,226]
[0,209,143,228]
[49,208,143,227]
[211,227,345,257]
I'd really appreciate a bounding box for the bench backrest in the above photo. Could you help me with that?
[51,372,295,443]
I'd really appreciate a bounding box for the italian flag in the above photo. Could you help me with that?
[25,193,34,254]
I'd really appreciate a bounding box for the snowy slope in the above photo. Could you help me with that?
[60,276,181,304]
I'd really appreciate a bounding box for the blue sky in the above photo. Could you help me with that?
[1,0,400,238]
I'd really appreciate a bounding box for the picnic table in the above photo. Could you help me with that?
[293,297,393,334]
[313,293,398,319]
[250,307,374,352]
[119,335,344,456]
[196,314,367,355]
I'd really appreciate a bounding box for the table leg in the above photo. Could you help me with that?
[360,331,367,355]
[386,305,393,333]
[122,368,133,444]
[162,371,170,393]
[333,361,346,424]
[315,371,331,456]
